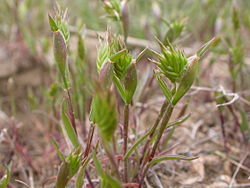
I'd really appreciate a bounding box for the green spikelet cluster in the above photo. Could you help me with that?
[153,40,188,83]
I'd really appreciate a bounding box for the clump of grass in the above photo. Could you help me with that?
[48,8,217,186]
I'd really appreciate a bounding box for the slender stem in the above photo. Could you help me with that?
[139,100,168,165]
[218,110,227,151]
[150,105,173,159]
[66,89,77,134]
[123,103,129,182]
[85,170,95,188]
[227,105,246,143]
[84,123,95,157]
[104,142,121,181]
[139,105,174,187]
[138,164,150,188]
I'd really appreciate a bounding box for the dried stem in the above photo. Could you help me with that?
[85,170,95,188]
[84,123,95,157]
[218,110,228,151]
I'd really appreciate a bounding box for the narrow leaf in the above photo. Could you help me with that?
[110,49,127,62]
[61,103,79,148]
[0,165,11,188]
[167,113,190,128]
[124,129,152,160]
[55,162,70,188]
[103,174,122,188]
[149,155,198,167]
[92,151,104,176]
[113,75,126,102]
[75,157,91,188]
[50,138,66,161]
[136,48,148,63]
[48,14,58,32]
[124,63,137,104]
[155,74,172,104]
[197,37,220,58]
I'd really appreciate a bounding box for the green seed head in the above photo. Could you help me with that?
[172,55,199,105]
[153,40,188,83]
[97,41,111,73]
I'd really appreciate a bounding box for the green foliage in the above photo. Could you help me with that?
[61,103,79,148]
[152,39,188,83]
[55,149,84,188]
[172,55,199,105]
[92,151,122,188]
[66,149,82,179]
[51,138,66,161]
[103,0,122,21]
[90,88,117,141]
[148,155,198,167]
[96,35,138,104]
[124,129,153,160]
[48,8,70,42]
[163,18,185,44]
[75,157,90,188]
[0,165,11,188]
[232,7,240,31]
[55,162,70,188]
[229,38,244,80]
[97,41,112,73]
[240,110,250,137]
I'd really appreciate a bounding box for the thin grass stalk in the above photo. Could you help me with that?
[85,171,95,188]
[66,89,77,134]
[227,105,246,142]
[84,123,95,157]
[149,105,174,159]
[218,111,227,151]
[139,105,174,187]
[139,100,168,165]
[161,102,188,149]
[123,103,129,182]
[103,142,121,181]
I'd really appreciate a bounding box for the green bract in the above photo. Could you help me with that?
[172,55,199,105]
[97,42,111,73]
[153,40,188,83]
